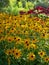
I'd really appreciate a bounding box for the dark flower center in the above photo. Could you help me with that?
[27,43,29,46]
[46,58,48,61]
[16,53,18,55]
[14,37,16,40]
[9,39,11,41]
[9,52,11,54]
[31,55,33,58]
[26,41,28,43]
[40,53,43,55]
[18,39,20,41]
[43,33,45,36]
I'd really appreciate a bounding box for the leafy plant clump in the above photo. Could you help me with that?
[0,13,49,65]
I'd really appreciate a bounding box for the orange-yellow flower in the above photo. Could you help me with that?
[30,43,37,49]
[38,50,46,58]
[13,49,22,59]
[27,52,36,61]
[5,49,12,55]
[44,56,49,63]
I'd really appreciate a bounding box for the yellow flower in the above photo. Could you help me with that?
[0,30,3,34]
[13,49,22,59]
[44,56,49,63]
[27,52,35,61]
[21,25,25,28]
[9,28,16,33]
[5,49,12,55]
[46,18,49,21]
[38,51,46,58]
[32,38,38,43]
[24,42,30,50]
[24,39,30,44]
[6,36,14,42]
[0,36,5,41]
[12,16,17,20]
[30,43,37,49]
[24,31,29,35]
[24,39,30,49]
[40,33,45,39]
[45,33,49,39]
[16,36,21,42]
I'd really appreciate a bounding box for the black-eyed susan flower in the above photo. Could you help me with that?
[16,36,21,42]
[9,28,16,33]
[6,36,14,42]
[24,42,30,50]
[5,49,12,55]
[23,39,31,49]
[44,56,49,63]
[13,37,17,41]
[38,50,46,58]
[30,43,37,49]
[0,30,3,34]
[0,36,5,41]
[32,38,38,43]
[27,52,35,61]
[24,39,30,44]
[13,49,22,59]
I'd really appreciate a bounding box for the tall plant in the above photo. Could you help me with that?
[2,0,49,15]
[3,0,19,15]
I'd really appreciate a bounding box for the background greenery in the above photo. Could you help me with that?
[0,0,49,15]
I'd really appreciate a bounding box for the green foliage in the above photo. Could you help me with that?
[0,0,9,11]
[38,14,48,20]
[0,0,49,15]
[2,0,35,15]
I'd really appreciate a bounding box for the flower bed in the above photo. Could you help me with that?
[0,13,49,65]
